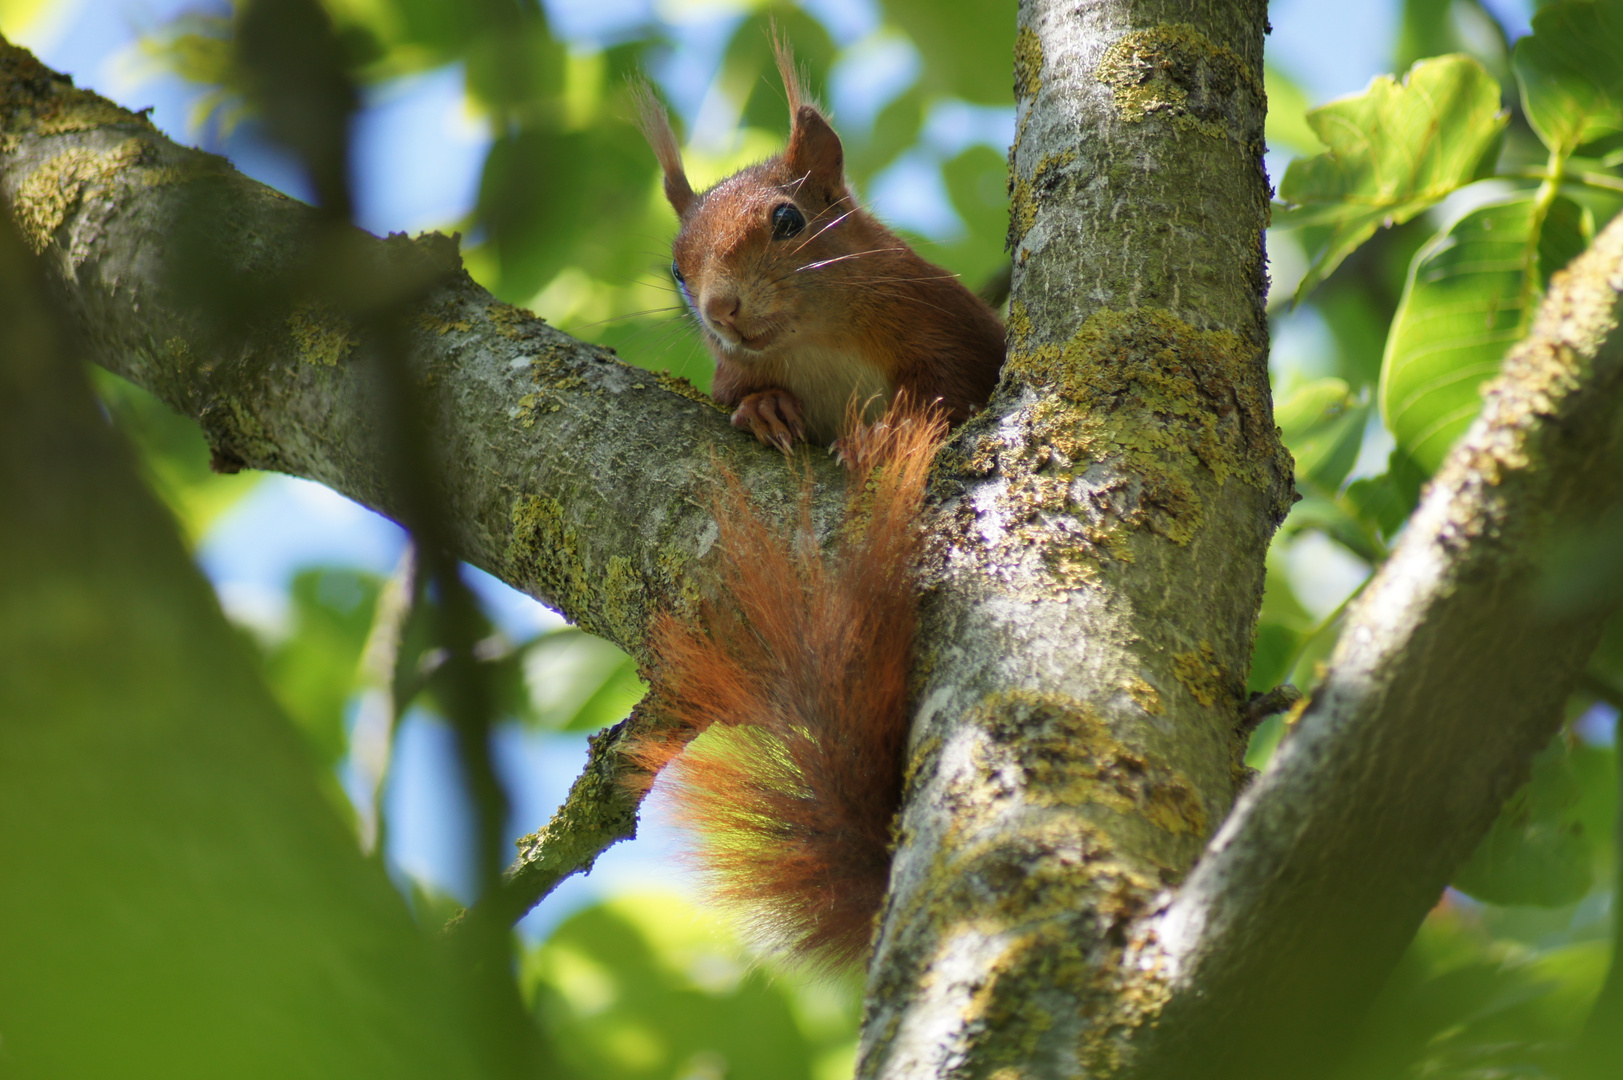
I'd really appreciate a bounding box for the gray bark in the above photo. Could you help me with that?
[857,1,1286,1075]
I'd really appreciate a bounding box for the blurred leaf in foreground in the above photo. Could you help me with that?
[0,208,496,1076]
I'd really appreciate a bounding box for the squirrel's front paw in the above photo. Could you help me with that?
[732,389,806,452]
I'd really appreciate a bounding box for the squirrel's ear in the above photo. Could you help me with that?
[630,80,694,216]
[784,106,845,204]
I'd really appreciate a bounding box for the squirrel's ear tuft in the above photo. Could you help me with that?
[773,30,845,204]
[771,27,807,116]
[630,79,695,216]
[785,106,845,204]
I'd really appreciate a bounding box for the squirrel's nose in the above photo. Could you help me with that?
[703,292,742,332]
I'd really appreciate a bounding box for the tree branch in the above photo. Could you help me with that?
[1123,211,1623,1078]
[482,707,652,926]
[0,36,844,659]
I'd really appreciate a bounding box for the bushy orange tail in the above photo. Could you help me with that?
[624,398,946,971]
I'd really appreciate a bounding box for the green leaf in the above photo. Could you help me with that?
[0,220,497,1078]
[1452,735,1594,906]
[1275,377,1369,491]
[1248,546,1314,695]
[1283,493,1386,565]
[1276,55,1507,299]
[523,628,648,732]
[1344,473,1413,541]
[525,896,843,1080]
[878,0,1016,104]
[1265,63,1321,156]
[1380,193,1587,472]
[1513,0,1623,157]
[264,568,383,766]
[92,368,262,543]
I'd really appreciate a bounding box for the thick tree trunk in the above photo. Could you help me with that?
[856,2,1286,1075]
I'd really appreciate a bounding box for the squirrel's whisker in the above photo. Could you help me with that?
[793,247,907,273]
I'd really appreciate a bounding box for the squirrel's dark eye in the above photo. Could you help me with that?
[771,203,806,240]
[671,261,685,286]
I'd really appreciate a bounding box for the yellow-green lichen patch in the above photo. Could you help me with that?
[1077,932,1175,1074]
[1006,298,1035,349]
[417,302,472,336]
[515,345,591,426]
[286,300,358,367]
[137,153,234,189]
[1007,149,1075,249]
[1140,773,1207,837]
[1014,26,1043,102]
[653,542,700,619]
[0,132,18,154]
[12,138,145,253]
[1171,639,1228,708]
[0,41,155,137]
[1126,676,1162,715]
[654,370,724,410]
[1095,23,1259,137]
[957,930,1064,1068]
[973,690,1205,838]
[598,554,649,648]
[1006,306,1291,535]
[508,494,588,615]
[940,857,1162,1075]
[515,391,557,426]
[35,88,153,136]
[507,494,647,647]
[488,301,543,340]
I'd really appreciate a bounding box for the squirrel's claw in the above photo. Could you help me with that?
[732,389,806,453]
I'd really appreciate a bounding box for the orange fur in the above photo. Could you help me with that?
[623,396,947,970]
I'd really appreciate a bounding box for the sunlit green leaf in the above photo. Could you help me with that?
[1264,63,1321,156]
[1513,0,1623,157]
[1283,493,1386,564]
[1380,192,1587,472]
[524,895,853,1080]
[1248,545,1314,697]
[1453,735,1594,906]
[1276,55,1507,299]
[521,627,647,732]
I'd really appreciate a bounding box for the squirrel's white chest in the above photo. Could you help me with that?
[771,345,892,444]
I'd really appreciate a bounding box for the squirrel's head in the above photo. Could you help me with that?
[633,38,877,362]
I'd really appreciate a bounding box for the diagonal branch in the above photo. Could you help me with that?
[479,704,654,926]
[1123,211,1623,1078]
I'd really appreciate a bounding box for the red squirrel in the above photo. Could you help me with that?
[633,41,1004,452]
[623,44,1005,970]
